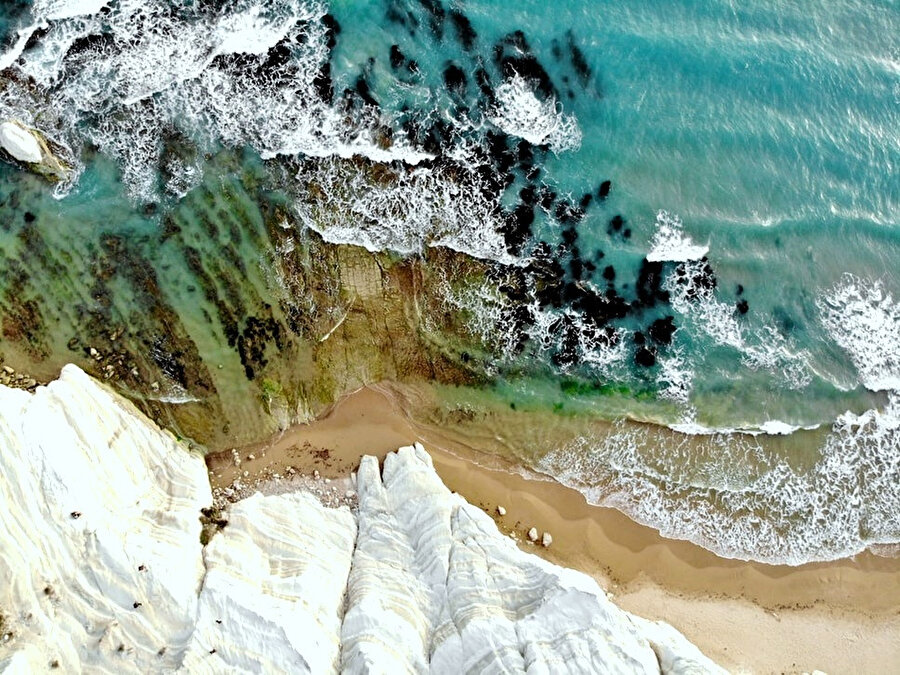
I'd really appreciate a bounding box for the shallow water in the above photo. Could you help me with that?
[0,0,897,564]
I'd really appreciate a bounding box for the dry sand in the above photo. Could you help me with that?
[207,384,900,674]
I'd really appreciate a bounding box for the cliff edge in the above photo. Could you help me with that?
[0,365,724,674]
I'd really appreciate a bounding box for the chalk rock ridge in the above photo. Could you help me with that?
[0,365,724,674]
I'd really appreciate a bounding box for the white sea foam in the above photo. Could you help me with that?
[664,258,743,349]
[668,417,819,437]
[819,274,900,392]
[33,0,110,21]
[655,345,694,403]
[539,393,900,564]
[646,211,708,262]
[489,75,582,152]
[434,267,521,363]
[661,228,812,390]
[0,0,544,260]
[289,155,513,262]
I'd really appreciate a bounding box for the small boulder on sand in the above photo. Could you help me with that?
[496,505,506,516]
[542,532,553,548]
[527,527,538,542]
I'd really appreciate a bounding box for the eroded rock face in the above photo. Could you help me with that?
[0,367,725,674]
[182,491,356,673]
[0,365,210,672]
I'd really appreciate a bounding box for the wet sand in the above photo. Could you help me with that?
[207,384,900,674]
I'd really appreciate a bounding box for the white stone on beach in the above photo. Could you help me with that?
[0,121,42,163]
[497,505,506,516]
[542,532,553,547]
[527,526,539,542]
[0,366,725,674]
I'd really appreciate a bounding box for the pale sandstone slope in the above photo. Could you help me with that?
[0,366,725,674]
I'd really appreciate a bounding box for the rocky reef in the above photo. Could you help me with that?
[0,365,723,673]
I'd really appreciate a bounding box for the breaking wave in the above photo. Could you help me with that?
[540,393,900,564]
[489,74,582,152]
[646,211,708,263]
[0,0,582,262]
[819,274,900,392]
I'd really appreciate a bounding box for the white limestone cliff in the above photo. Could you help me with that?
[0,364,210,673]
[0,366,725,674]
[0,121,42,163]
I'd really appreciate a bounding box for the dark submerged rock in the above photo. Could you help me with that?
[321,13,341,50]
[443,63,467,96]
[312,63,333,102]
[449,9,477,50]
[390,44,405,69]
[634,345,657,368]
[567,31,591,85]
[635,259,670,307]
[648,316,676,345]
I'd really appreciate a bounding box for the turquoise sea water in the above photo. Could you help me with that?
[0,0,897,563]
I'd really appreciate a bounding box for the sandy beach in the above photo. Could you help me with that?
[207,384,900,674]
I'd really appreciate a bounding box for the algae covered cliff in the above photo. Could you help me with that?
[0,366,724,674]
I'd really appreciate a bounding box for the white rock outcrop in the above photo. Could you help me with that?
[0,121,43,163]
[0,365,210,672]
[0,366,725,674]
[182,491,356,673]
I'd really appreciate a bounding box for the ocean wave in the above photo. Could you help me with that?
[539,393,900,565]
[0,0,582,263]
[668,417,820,437]
[819,274,900,392]
[287,154,513,262]
[489,74,582,152]
[660,231,812,391]
[645,211,708,263]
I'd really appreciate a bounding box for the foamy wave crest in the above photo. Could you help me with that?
[646,211,708,263]
[288,155,512,261]
[33,0,109,21]
[490,75,582,153]
[819,274,900,392]
[539,394,900,564]
[655,346,694,403]
[664,253,811,389]
[1,0,547,262]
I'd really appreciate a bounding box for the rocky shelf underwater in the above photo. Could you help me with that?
[0,365,724,673]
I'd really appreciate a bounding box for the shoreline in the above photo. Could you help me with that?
[206,383,900,674]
